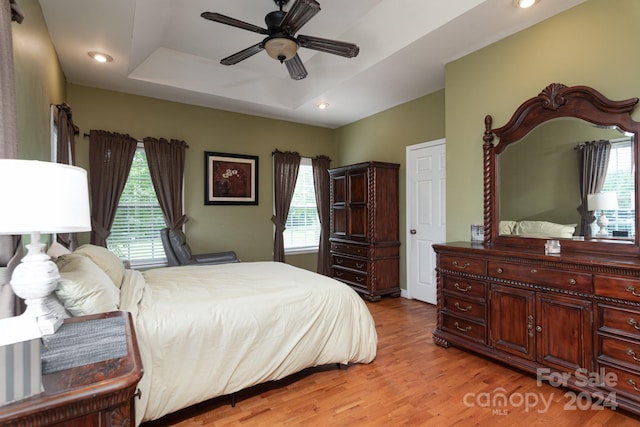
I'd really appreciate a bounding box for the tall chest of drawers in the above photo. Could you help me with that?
[328,161,400,301]
[433,242,640,416]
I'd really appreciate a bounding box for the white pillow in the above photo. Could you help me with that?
[47,242,72,259]
[513,221,577,239]
[499,220,517,235]
[55,254,120,316]
[74,244,125,289]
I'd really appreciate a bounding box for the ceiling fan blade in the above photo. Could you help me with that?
[220,42,265,65]
[285,54,308,80]
[201,12,268,35]
[297,34,359,58]
[280,0,320,35]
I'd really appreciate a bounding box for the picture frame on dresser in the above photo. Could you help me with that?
[204,151,259,206]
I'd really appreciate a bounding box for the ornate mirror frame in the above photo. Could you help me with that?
[483,83,640,255]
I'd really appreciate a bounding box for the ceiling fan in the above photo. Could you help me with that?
[201,0,360,80]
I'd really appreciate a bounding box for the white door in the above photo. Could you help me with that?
[406,139,446,304]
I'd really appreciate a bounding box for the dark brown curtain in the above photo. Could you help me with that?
[0,0,22,159]
[54,103,80,249]
[312,155,331,275]
[143,137,189,230]
[576,140,611,237]
[272,150,301,262]
[55,103,78,165]
[88,130,137,247]
[0,1,23,315]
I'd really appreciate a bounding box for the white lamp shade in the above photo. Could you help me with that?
[587,192,619,211]
[0,160,91,234]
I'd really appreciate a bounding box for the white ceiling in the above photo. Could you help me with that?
[38,0,585,129]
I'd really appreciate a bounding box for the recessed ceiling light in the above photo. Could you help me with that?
[88,51,113,63]
[513,0,539,8]
[317,102,330,110]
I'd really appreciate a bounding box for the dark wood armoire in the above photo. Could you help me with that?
[328,161,400,301]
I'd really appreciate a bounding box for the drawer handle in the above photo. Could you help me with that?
[336,258,343,264]
[454,302,472,312]
[335,271,344,277]
[626,348,640,362]
[356,263,365,269]
[628,318,640,331]
[452,261,471,269]
[454,282,472,292]
[568,279,576,285]
[454,322,472,332]
[627,378,640,393]
[626,285,640,297]
[496,267,503,274]
[530,269,537,274]
[356,276,364,283]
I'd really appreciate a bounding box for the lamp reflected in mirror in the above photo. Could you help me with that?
[588,192,619,237]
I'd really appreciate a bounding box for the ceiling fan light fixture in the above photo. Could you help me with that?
[264,36,298,63]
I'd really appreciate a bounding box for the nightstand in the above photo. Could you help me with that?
[0,311,143,427]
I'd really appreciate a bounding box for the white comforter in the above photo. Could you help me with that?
[118,261,378,425]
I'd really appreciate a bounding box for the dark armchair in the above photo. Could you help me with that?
[160,228,239,267]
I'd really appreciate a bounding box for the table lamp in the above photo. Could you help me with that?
[587,192,619,237]
[0,160,91,338]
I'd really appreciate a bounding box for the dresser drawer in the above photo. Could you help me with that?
[439,255,486,276]
[488,261,592,293]
[443,294,486,323]
[598,304,640,340]
[599,335,640,371]
[333,267,368,289]
[332,255,368,272]
[442,276,487,301]
[331,242,368,258]
[595,275,640,303]
[598,364,640,402]
[442,314,486,344]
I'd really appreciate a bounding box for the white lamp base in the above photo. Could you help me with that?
[596,214,610,237]
[10,234,63,336]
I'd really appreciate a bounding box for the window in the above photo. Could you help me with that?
[601,138,635,237]
[283,158,321,253]
[107,146,167,267]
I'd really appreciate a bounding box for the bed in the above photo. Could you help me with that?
[50,244,378,425]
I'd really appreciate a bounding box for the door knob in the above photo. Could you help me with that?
[410,229,417,234]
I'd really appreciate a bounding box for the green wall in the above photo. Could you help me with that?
[445,0,640,241]
[12,0,65,160]
[332,91,446,290]
[68,85,334,267]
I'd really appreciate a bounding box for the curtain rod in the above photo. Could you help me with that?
[83,133,189,147]
[83,132,143,143]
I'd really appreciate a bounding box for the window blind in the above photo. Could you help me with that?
[107,148,166,266]
[283,159,320,251]
[602,139,635,236]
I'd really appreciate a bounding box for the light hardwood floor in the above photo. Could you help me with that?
[142,297,639,426]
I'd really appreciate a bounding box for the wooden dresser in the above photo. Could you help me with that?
[433,242,640,415]
[0,311,143,427]
[329,161,400,301]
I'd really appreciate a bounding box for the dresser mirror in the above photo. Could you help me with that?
[483,83,640,255]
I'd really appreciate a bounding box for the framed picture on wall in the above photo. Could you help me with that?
[204,151,259,205]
